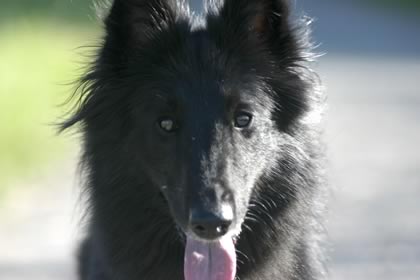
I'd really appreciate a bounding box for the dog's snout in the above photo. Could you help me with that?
[189,205,233,240]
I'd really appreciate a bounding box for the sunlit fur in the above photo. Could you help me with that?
[62,0,327,279]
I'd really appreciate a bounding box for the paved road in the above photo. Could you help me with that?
[321,56,420,280]
[0,160,78,280]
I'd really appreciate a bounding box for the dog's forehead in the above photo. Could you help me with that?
[167,80,253,110]
[168,30,261,92]
[136,23,270,109]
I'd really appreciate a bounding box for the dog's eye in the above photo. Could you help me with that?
[234,113,253,128]
[158,118,178,133]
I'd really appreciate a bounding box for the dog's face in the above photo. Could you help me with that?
[65,0,309,242]
[130,53,280,239]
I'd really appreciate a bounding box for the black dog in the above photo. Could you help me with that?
[62,0,326,279]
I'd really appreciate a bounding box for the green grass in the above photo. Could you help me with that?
[390,0,420,9]
[0,0,97,23]
[0,18,99,191]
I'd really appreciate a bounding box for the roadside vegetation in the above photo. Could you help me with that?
[0,2,99,193]
[372,0,420,14]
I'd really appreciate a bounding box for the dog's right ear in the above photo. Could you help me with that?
[60,1,181,131]
[213,0,292,45]
[104,0,178,47]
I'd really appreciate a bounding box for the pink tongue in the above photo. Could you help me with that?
[184,236,236,280]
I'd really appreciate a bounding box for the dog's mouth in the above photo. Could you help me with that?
[159,190,238,280]
[184,235,237,280]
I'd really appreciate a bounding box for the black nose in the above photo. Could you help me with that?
[189,207,233,240]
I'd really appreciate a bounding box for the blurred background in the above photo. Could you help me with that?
[0,0,419,279]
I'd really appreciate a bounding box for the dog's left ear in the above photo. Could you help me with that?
[208,0,309,129]
[215,0,292,43]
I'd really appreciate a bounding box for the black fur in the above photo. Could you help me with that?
[62,0,326,279]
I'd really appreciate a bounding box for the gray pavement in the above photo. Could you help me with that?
[0,160,79,280]
[321,56,420,280]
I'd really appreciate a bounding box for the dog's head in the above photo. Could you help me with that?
[63,0,312,275]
